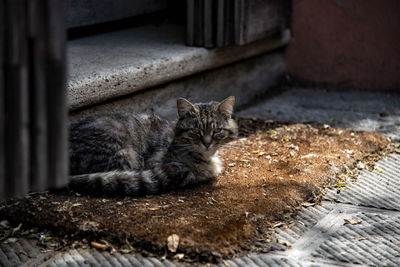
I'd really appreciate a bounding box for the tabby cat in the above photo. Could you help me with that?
[69,96,238,196]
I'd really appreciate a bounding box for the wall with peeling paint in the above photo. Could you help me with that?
[286,0,400,90]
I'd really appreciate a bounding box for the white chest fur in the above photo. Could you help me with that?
[210,152,223,177]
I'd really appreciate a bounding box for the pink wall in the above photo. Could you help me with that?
[286,0,400,90]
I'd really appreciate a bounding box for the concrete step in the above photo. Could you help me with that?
[67,23,290,112]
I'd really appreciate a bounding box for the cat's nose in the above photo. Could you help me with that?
[202,135,212,148]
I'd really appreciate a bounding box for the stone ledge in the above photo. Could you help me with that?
[67,24,290,110]
[70,51,285,122]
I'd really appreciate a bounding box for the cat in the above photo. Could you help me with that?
[68,96,238,196]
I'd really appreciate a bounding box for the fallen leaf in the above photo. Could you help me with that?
[257,152,266,157]
[72,203,82,207]
[91,241,107,250]
[344,219,362,225]
[12,223,22,235]
[120,249,132,254]
[228,163,236,167]
[173,253,185,260]
[302,202,316,207]
[5,237,18,244]
[356,162,365,170]
[335,183,346,188]
[273,222,284,228]
[148,207,160,211]
[167,234,180,252]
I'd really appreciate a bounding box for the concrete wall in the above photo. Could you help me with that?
[67,0,167,28]
[286,0,400,90]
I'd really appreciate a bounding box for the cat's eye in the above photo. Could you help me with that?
[187,129,200,138]
[213,128,228,139]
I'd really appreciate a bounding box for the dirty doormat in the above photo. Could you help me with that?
[0,118,393,263]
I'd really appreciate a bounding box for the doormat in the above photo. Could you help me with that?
[0,118,393,263]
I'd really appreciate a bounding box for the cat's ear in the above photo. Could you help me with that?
[177,98,196,117]
[217,96,235,117]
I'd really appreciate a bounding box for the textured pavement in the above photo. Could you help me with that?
[238,88,400,141]
[1,88,400,266]
[226,154,400,267]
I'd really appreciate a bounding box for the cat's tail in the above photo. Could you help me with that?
[69,169,168,196]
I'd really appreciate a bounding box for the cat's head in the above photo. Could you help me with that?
[174,96,238,156]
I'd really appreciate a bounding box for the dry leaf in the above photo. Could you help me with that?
[91,241,107,250]
[91,240,116,253]
[350,219,362,225]
[356,162,365,170]
[273,222,284,228]
[173,253,185,260]
[302,202,316,207]
[344,219,362,225]
[257,152,266,157]
[167,234,180,252]
[12,223,22,235]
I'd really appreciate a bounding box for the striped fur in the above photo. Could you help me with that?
[69,96,238,197]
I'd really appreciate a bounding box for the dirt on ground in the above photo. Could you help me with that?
[0,118,393,263]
